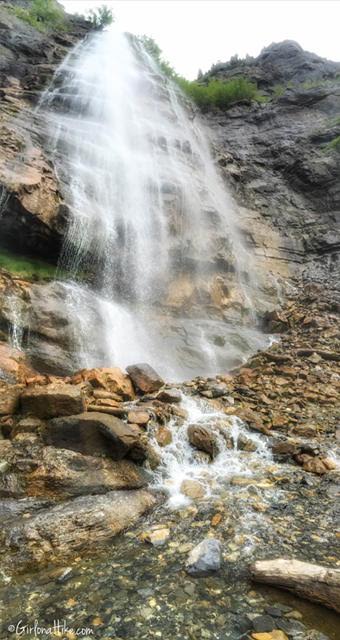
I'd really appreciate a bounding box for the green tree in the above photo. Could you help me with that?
[88,4,114,29]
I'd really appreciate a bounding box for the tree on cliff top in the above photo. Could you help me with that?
[88,4,114,29]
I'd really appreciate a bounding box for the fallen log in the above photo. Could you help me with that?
[250,558,340,613]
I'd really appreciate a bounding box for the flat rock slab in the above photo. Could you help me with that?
[4,489,156,568]
[126,363,164,394]
[45,411,142,459]
[21,384,85,418]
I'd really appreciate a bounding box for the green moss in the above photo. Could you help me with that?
[8,0,68,33]
[0,249,61,280]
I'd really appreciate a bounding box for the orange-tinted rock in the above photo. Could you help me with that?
[155,426,172,447]
[127,411,150,426]
[74,368,135,400]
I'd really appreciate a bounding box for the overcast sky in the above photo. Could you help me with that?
[61,1,340,79]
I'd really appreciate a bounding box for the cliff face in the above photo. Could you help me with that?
[203,41,340,286]
[0,4,90,260]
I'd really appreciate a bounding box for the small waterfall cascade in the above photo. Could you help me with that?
[38,26,267,379]
[3,293,25,351]
[151,392,272,509]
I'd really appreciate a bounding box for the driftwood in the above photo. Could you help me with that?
[251,558,340,613]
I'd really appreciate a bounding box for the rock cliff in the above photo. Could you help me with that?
[0,3,90,260]
[202,41,340,286]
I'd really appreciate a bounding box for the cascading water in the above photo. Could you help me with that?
[150,392,272,509]
[38,25,268,379]
[3,293,25,351]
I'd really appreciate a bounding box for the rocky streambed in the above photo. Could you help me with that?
[0,280,338,639]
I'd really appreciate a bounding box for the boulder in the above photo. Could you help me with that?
[156,388,182,404]
[45,412,144,460]
[4,489,156,567]
[186,538,222,576]
[27,447,147,498]
[187,424,219,459]
[74,367,135,400]
[126,363,164,394]
[127,411,150,426]
[20,384,85,418]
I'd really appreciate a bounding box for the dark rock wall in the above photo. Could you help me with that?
[0,3,90,261]
[203,41,340,286]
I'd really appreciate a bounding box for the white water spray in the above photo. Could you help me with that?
[38,26,266,378]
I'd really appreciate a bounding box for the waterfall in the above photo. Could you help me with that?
[4,293,25,351]
[38,26,267,380]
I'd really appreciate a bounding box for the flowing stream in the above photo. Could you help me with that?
[37,25,268,380]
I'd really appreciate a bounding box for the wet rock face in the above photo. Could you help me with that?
[203,40,340,285]
[0,5,90,260]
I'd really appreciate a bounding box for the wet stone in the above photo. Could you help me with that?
[252,615,275,632]
[185,538,222,576]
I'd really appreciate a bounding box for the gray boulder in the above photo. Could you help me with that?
[186,538,222,576]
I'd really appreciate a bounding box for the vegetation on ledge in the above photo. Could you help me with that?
[0,248,61,281]
[8,0,68,32]
[87,4,114,29]
[138,36,263,112]
[324,135,340,153]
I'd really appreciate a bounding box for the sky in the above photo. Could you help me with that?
[61,1,340,79]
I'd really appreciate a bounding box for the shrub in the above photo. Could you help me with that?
[139,35,260,112]
[137,35,177,78]
[10,0,67,32]
[88,4,114,29]
[177,77,259,111]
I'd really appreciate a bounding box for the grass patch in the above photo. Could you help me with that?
[323,135,340,153]
[8,0,68,33]
[0,249,61,280]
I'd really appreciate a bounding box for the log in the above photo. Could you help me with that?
[250,558,340,613]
